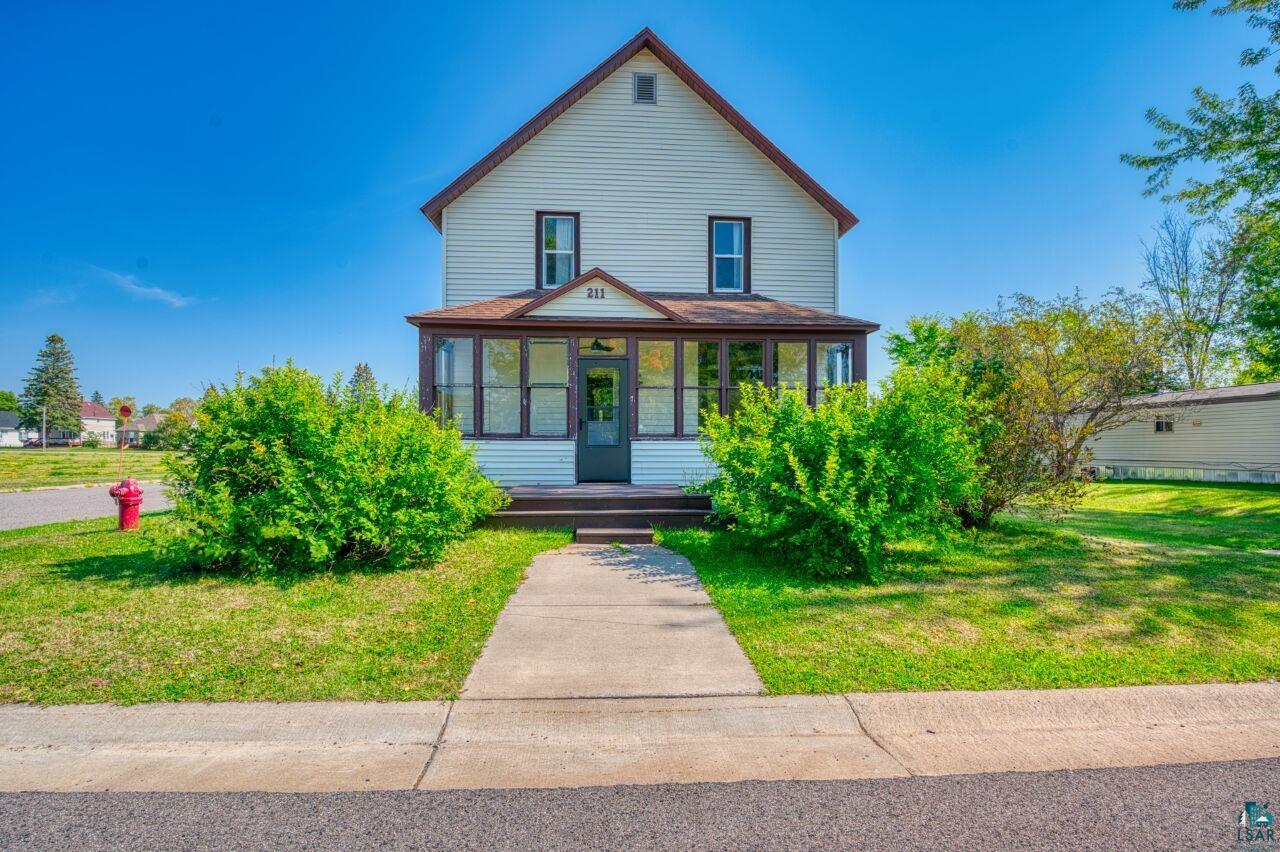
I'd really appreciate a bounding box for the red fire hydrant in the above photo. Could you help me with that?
[108,477,144,531]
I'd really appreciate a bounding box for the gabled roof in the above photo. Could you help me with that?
[0,411,19,430]
[80,401,114,419]
[505,268,684,321]
[419,28,859,235]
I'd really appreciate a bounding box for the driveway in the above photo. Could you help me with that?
[0,483,171,531]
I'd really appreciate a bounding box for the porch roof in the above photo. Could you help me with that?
[405,290,879,332]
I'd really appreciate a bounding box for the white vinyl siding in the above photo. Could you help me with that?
[1086,399,1280,479]
[526,277,670,319]
[466,440,575,485]
[442,50,838,310]
[631,440,718,485]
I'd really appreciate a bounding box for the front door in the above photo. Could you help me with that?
[577,358,630,482]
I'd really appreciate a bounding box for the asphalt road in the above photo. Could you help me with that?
[2,758,1274,850]
[0,484,170,531]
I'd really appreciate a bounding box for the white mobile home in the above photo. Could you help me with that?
[1086,381,1280,484]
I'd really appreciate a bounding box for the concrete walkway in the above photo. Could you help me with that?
[461,544,764,699]
[3,683,1278,792]
[0,483,170,531]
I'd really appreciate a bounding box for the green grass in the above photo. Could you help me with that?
[0,447,172,491]
[659,480,1280,694]
[0,517,570,704]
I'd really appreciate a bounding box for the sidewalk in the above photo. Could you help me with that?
[0,483,170,530]
[2,683,1278,792]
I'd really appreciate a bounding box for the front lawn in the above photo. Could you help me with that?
[0,517,569,704]
[0,448,172,491]
[659,480,1280,694]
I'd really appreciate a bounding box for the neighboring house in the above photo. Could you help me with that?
[407,29,877,486]
[46,401,117,446]
[120,413,164,447]
[0,412,27,447]
[1086,381,1280,484]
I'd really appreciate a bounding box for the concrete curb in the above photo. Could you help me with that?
[2,682,1278,792]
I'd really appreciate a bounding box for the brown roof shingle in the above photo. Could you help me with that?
[406,289,877,330]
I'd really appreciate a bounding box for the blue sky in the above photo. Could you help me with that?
[2,1,1263,403]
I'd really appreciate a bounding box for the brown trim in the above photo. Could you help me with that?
[707,216,751,294]
[534,211,580,289]
[506,267,686,321]
[419,28,859,236]
[412,317,876,334]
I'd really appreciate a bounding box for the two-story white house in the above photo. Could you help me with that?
[408,29,877,487]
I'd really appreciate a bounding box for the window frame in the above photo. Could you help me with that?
[526,337,570,438]
[707,216,751,294]
[634,338,677,437]
[1155,414,1174,433]
[478,336,522,437]
[432,335,477,436]
[535,211,581,289]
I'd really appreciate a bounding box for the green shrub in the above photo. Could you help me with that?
[700,366,979,581]
[142,414,193,451]
[161,363,505,574]
[81,435,101,449]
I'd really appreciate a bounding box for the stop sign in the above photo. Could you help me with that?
[119,405,132,420]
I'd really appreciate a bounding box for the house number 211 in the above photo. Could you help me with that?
[586,287,606,299]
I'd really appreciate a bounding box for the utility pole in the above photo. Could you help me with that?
[41,405,46,450]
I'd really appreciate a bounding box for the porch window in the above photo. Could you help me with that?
[579,336,626,356]
[681,340,720,434]
[773,341,809,388]
[637,340,675,435]
[481,338,521,435]
[816,341,852,404]
[433,337,474,434]
[709,217,749,292]
[727,340,764,412]
[528,338,569,436]
[537,212,579,288]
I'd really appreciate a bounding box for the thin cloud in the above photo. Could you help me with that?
[25,288,76,309]
[96,266,196,308]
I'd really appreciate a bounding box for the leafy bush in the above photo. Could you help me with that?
[81,435,101,449]
[141,414,194,451]
[162,363,505,574]
[700,366,978,581]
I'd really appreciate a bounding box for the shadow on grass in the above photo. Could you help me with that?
[660,517,1280,643]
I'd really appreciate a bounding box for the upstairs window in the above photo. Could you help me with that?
[537,212,579,288]
[709,217,749,292]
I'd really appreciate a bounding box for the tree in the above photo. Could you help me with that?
[1123,0,1280,380]
[108,396,136,426]
[90,390,105,406]
[141,403,161,416]
[886,292,1170,525]
[168,397,198,420]
[0,389,18,413]
[1141,213,1241,387]
[348,362,377,403]
[19,334,82,433]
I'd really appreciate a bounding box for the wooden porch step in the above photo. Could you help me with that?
[575,527,654,545]
[483,508,709,530]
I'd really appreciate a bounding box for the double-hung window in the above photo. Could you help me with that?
[709,217,749,292]
[815,341,852,404]
[528,338,569,436]
[433,337,474,434]
[481,339,521,435]
[637,340,676,435]
[682,340,720,434]
[537,212,579,288]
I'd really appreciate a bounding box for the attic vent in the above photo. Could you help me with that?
[633,72,657,104]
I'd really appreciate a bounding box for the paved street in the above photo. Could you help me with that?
[0,483,170,531]
[2,757,1274,850]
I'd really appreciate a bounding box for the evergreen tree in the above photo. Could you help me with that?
[90,390,105,406]
[20,334,82,433]
[348,362,377,403]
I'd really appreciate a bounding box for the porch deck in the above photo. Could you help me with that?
[485,483,713,541]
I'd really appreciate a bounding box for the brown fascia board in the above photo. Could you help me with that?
[504,268,685,321]
[419,28,859,235]
[404,315,880,333]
